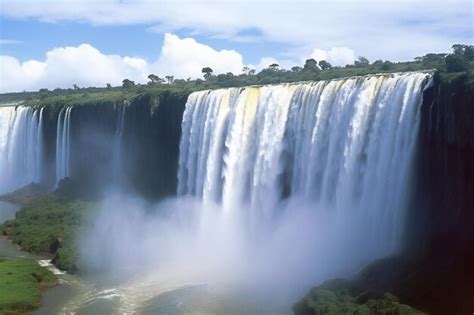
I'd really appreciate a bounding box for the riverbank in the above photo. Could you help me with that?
[0,201,60,314]
[0,259,57,314]
[1,182,94,274]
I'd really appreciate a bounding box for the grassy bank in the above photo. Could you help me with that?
[1,184,93,273]
[0,259,57,314]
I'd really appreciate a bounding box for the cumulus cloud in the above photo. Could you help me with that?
[0,44,148,92]
[154,33,245,79]
[0,34,247,92]
[308,47,357,67]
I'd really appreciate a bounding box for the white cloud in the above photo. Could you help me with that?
[0,44,148,92]
[0,34,248,92]
[154,33,245,79]
[1,0,471,63]
[308,47,357,67]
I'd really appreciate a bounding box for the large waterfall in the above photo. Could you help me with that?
[0,106,44,193]
[178,72,432,267]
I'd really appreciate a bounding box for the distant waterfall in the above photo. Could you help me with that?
[112,106,126,182]
[56,107,73,184]
[0,106,44,193]
[178,72,432,258]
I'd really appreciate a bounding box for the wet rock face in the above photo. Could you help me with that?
[407,73,474,260]
[39,93,187,200]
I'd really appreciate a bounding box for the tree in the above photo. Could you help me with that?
[174,79,187,85]
[464,46,474,61]
[122,79,135,89]
[269,63,279,70]
[381,61,393,71]
[106,83,112,89]
[318,60,332,70]
[372,60,384,66]
[304,58,318,71]
[248,69,256,75]
[415,53,446,68]
[445,54,469,72]
[147,74,162,85]
[165,75,174,84]
[73,84,79,90]
[202,67,214,80]
[355,56,370,66]
[242,66,251,75]
[291,66,303,72]
[452,44,474,61]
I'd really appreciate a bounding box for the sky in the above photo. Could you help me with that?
[0,0,472,92]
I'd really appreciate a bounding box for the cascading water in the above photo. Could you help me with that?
[178,71,433,270]
[112,106,126,183]
[56,106,73,184]
[0,106,44,193]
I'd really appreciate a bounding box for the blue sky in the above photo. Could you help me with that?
[0,17,284,64]
[0,0,472,92]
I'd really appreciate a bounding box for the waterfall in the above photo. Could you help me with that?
[178,72,432,261]
[112,106,126,182]
[56,106,73,184]
[0,106,44,193]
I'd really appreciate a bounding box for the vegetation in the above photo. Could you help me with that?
[293,288,425,315]
[1,184,93,273]
[0,259,57,313]
[1,44,471,109]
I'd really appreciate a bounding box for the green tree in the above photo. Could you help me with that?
[318,60,332,70]
[445,54,469,72]
[106,83,112,89]
[415,53,446,69]
[372,60,384,66]
[291,66,303,72]
[147,74,162,85]
[174,79,187,85]
[122,79,135,90]
[202,67,214,80]
[269,63,280,70]
[355,56,370,66]
[452,44,474,61]
[381,61,393,71]
[165,75,174,84]
[304,58,318,71]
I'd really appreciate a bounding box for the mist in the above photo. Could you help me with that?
[80,193,379,307]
